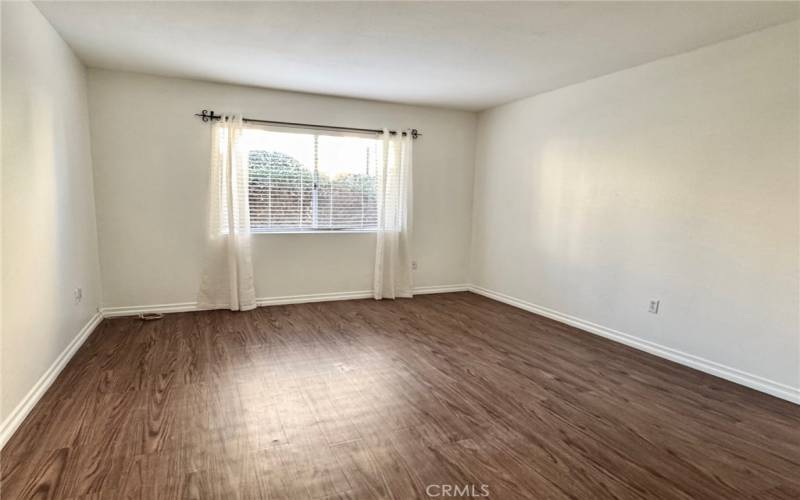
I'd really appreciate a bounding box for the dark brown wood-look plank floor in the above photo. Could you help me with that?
[2,293,798,499]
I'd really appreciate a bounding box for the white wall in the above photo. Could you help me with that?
[471,22,799,395]
[1,1,102,422]
[87,70,476,309]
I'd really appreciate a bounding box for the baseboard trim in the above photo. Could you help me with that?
[412,284,471,295]
[101,302,199,317]
[100,284,471,318]
[0,312,104,449]
[256,290,372,307]
[469,285,800,405]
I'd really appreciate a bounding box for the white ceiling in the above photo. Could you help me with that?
[35,1,798,111]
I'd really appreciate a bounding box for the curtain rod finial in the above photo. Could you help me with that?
[197,110,219,122]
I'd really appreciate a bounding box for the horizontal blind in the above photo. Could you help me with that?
[316,135,378,230]
[245,128,379,232]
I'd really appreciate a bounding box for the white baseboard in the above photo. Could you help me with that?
[469,285,800,405]
[411,284,470,295]
[256,290,372,307]
[101,302,199,317]
[100,284,471,318]
[255,284,469,306]
[0,312,104,449]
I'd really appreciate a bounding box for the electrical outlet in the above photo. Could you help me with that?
[74,287,83,304]
[411,260,418,271]
[648,299,660,314]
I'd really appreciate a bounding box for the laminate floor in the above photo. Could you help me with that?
[1,292,798,499]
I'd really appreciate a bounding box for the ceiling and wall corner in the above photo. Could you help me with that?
[33,1,799,111]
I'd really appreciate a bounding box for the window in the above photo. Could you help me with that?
[243,127,379,232]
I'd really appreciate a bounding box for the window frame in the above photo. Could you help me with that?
[244,125,380,235]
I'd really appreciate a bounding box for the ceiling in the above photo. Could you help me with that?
[35,1,798,111]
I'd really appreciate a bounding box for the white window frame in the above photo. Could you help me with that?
[245,126,379,234]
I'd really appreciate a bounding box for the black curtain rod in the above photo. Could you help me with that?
[194,110,420,139]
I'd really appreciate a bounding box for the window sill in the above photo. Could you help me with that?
[251,229,377,235]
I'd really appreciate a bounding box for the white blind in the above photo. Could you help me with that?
[244,127,379,232]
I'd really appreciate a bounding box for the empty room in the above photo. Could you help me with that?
[1,1,798,498]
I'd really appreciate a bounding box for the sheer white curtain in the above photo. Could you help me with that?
[373,129,413,299]
[197,115,257,311]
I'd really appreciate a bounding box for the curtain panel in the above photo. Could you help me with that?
[197,115,257,311]
[373,129,414,299]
